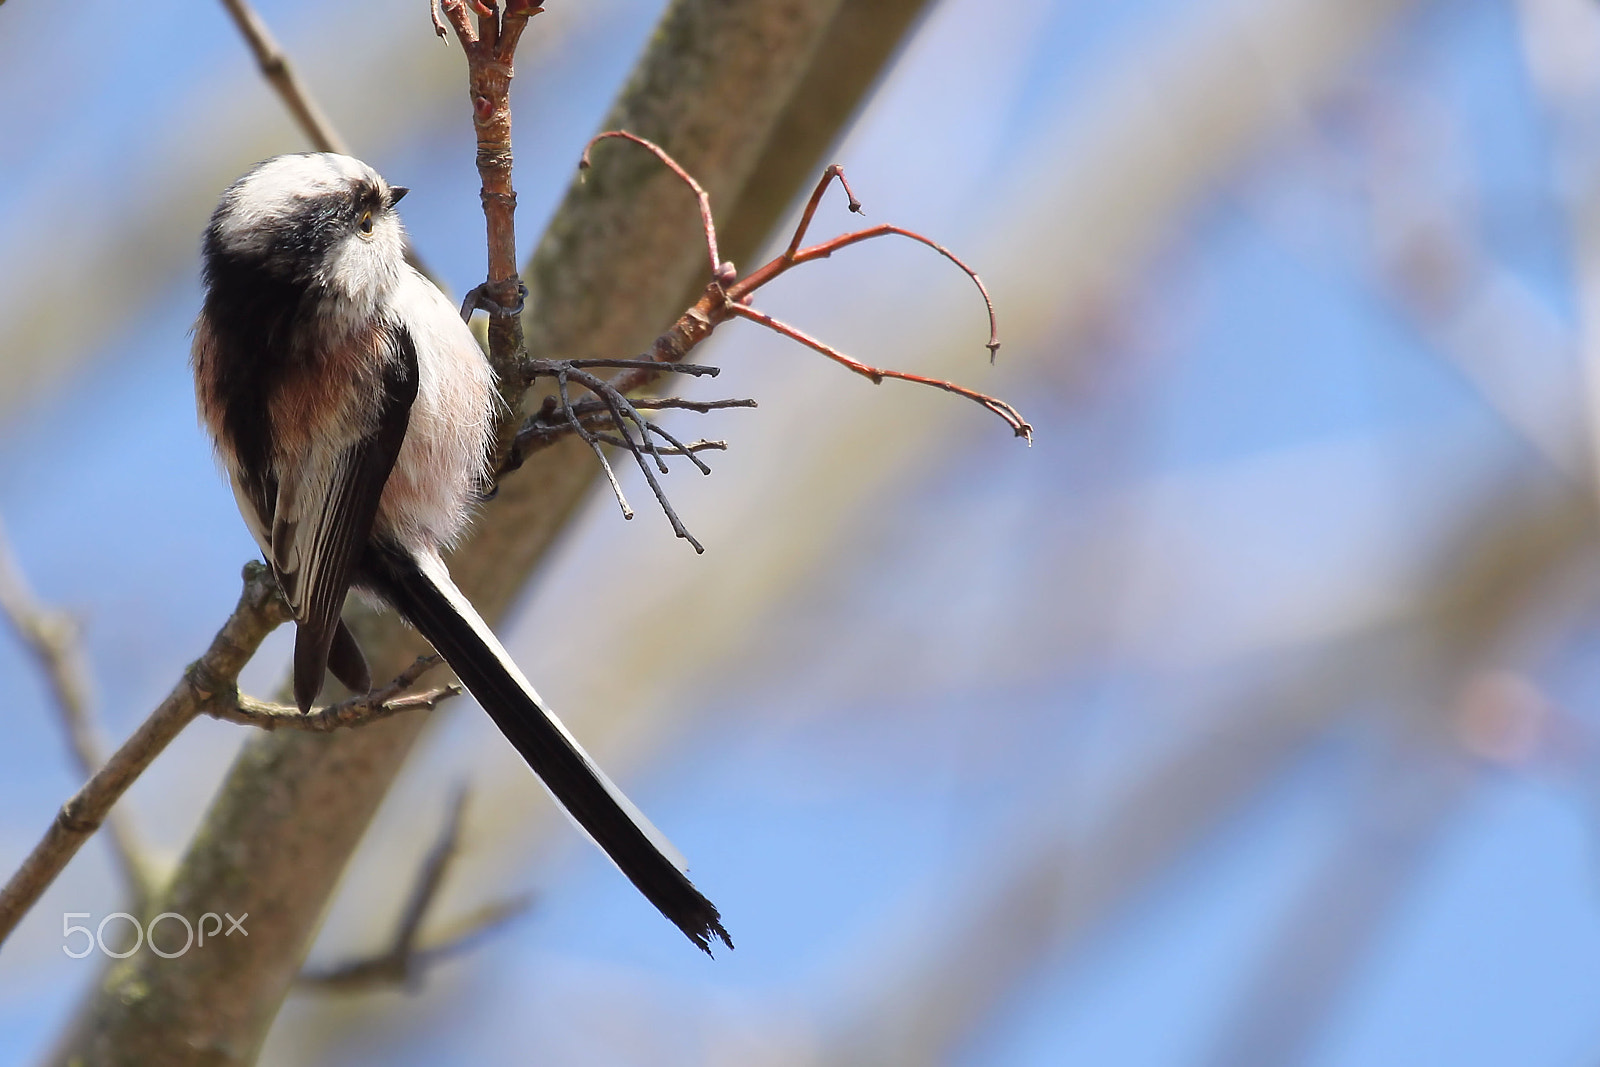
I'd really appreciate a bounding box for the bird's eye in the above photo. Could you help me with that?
[359,211,374,235]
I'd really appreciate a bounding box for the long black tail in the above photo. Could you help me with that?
[361,542,731,954]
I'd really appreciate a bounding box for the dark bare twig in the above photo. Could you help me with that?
[557,366,635,521]
[532,358,725,378]
[591,434,728,455]
[205,655,463,732]
[0,520,153,909]
[298,786,535,992]
[560,364,714,551]
[510,396,755,459]
[0,562,291,948]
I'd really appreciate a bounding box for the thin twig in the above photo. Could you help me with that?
[569,134,1026,441]
[728,303,1033,439]
[559,368,634,520]
[297,786,535,991]
[590,434,728,455]
[0,563,291,949]
[564,366,709,551]
[0,520,152,908]
[582,130,725,281]
[771,223,1001,360]
[783,163,863,259]
[206,655,462,732]
[530,358,724,378]
[508,397,755,460]
[217,0,352,156]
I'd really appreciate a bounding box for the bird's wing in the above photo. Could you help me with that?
[229,468,373,699]
[269,323,420,711]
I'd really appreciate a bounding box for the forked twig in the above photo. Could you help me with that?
[498,133,1030,551]
[206,655,463,732]
[298,786,535,992]
[562,365,710,551]
[556,367,635,521]
[575,132,1029,438]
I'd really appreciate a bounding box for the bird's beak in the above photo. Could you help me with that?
[388,186,410,206]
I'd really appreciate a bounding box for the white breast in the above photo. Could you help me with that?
[375,268,499,554]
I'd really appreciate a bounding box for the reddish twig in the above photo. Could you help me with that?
[728,304,1031,438]
[783,163,863,257]
[498,134,1029,551]
[745,222,1002,362]
[575,133,1028,440]
[438,0,543,403]
[582,131,726,283]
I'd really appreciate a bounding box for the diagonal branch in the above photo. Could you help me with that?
[0,562,290,947]
[297,786,535,992]
[439,0,541,407]
[217,0,352,156]
[0,520,153,909]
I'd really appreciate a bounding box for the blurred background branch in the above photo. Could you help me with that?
[0,520,152,914]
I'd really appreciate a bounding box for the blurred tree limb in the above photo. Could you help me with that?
[49,0,934,1063]
[830,478,1594,1067]
[0,520,152,914]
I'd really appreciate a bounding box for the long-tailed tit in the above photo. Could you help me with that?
[191,153,730,953]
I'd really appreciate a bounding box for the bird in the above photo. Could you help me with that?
[190,152,730,954]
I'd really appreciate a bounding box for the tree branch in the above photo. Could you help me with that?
[296,786,535,991]
[0,519,153,910]
[217,0,352,156]
[205,655,462,732]
[216,0,434,277]
[0,562,288,947]
[439,0,539,412]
